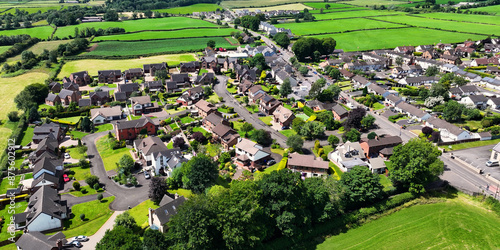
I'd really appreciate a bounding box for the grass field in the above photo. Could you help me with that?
[0,45,10,54]
[65,165,90,181]
[275,18,406,35]
[0,173,33,194]
[19,126,34,146]
[309,7,368,13]
[280,129,297,137]
[221,0,323,9]
[0,200,27,241]
[58,53,195,77]
[313,10,403,20]
[95,123,113,133]
[317,195,500,249]
[67,146,87,160]
[94,28,238,41]
[96,136,131,171]
[234,3,311,11]
[128,199,159,228]
[0,25,54,39]
[259,116,273,125]
[62,197,115,238]
[153,3,220,14]
[54,17,217,38]
[343,0,410,6]
[415,12,500,25]
[304,2,355,9]
[87,37,234,56]
[310,27,485,51]
[7,40,70,62]
[473,4,500,15]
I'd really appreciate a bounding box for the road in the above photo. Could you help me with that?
[82,131,149,210]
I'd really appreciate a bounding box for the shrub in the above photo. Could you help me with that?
[97,194,103,201]
[367,132,377,139]
[7,111,19,122]
[73,181,81,191]
[93,183,100,190]
[80,214,85,220]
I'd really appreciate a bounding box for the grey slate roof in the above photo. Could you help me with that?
[153,196,186,225]
[16,231,67,250]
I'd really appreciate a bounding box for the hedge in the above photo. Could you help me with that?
[388,114,405,123]
[303,106,314,117]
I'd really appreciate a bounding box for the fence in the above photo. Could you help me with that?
[437,138,480,146]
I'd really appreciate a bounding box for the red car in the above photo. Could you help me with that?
[63,174,70,182]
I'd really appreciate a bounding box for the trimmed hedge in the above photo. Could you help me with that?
[388,114,405,123]
[303,106,315,117]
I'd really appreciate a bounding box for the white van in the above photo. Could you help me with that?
[486,160,499,167]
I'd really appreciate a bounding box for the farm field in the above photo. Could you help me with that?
[0,25,54,39]
[371,15,500,36]
[309,7,368,13]
[310,27,485,51]
[7,40,71,62]
[275,18,406,35]
[473,4,500,15]
[153,3,220,14]
[87,37,235,56]
[304,2,355,9]
[94,28,238,41]
[0,45,10,54]
[317,195,500,249]
[313,9,403,20]
[414,12,500,25]
[221,0,323,9]
[54,17,218,38]
[58,53,196,77]
[341,0,410,6]
[6,6,61,13]
[234,3,311,11]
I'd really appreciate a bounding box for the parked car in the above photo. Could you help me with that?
[67,240,82,248]
[267,159,276,166]
[63,174,70,182]
[74,236,89,242]
[144,171,151,179]
[64,153,70,159]
[486,160,499,167]
[257,113,266,117]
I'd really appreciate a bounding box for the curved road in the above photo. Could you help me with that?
[82,131,149,211]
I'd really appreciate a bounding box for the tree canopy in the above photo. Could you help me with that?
[339,166,384,209]
[273,32,290,48]
[286,134,304,152]
[292,37,336,61]
[181,155,218,193]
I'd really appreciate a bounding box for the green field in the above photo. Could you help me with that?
[275,18,406,35]
[94,28,238,41]
[87,37,234,56]
[96,136,131,171]
[62,196,115,238]
[8,40,70,62]
[313,10,403,20]
[0,45,10,54]
[0,200,27,241]
[153,3,220,14]
[0,25,54,39]
[58,53,195,77]
[304,2,355,9]
[128,199,159,228]
[473,4,500,15]
[317,196,500,249]
[234,3,311,11]
[344,0,410,6]
[309,7,369,13]
[415,12,500,25]
[221,0,323,9]
[310,27,485,51]
[54,17,217,38]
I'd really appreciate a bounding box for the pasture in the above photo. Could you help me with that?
[304,2,355,9]
[473,4,500,15]
[58,53,196,77]
[0,25,54,39]
[313,9,403,20]
[94,28,238,41]
[415,12,500,25]
[275,18,406,35]
[317,195,500,249]
[0,45,10,54]
[341,0,410,6]
[221,0,323,9]
[372,15,500,36]
[310,27,485,51]
[87,37,235,56]
[7,40,71,62]
[309,7,368,13]
[234,3,311,11]
[153,3,220,14]
[54,17,217,38]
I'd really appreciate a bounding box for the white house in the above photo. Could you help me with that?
[90,106,123,125]
[234,138,271,168]
[287,153,329,178]
[460,95,488,109]
[490,143,500,161]
[425,116,471,141]
[134,136,186,176]
[329,141,367,172]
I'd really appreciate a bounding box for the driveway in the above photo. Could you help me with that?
[453,145,500,180]
[82,132,149,210]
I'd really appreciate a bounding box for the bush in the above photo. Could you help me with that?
[85,175,99,188]
[7,111,19,122]
[73,181,81,191]
[80,214,85,220]
[367,132,377,139]
[97,194,103,201]
[388,114,405,123]
[93,183,100,190]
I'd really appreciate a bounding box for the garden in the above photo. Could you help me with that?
[61,197,115,238]
[96,134,130,171]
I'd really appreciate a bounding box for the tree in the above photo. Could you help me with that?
[68,101,78,111]
[344,107,366,130]
[422,126,433,136]
[298,66,309,75]
[425,65,439,76]
[104,10,119,21]
[118,154,134,175]
[328,135,340,146]
[292,118,305,133]
[388,138,444,194]
[328,68,341,79]
[287,135,304,152]
[424,96,444,108]
[273,32,290,48]
[149,177,168,203]
[367,132,377,139]
[395,56,404,66]
[241,122,254,137]
[14,83,49,111]
[300,121,325,139]
[73,181,80,191]
[249,53,267,71]
[143,229,168,249]
[115,211,137,229]
[429,82,449,99]
[182,155,218,193]
[442,100,464,122]
[309,78,326,99]
[80,214,85,220]
[80,117,92,132]
[243,96,249,104]
[85,175,99,188]
[207,39,216,48]
[173,137,186,148]
[96,226,141,250]
[280,78,292,97]
[192,132,206,142]
[292,37,336,61]
[342,129,361,142]
[339,166,384,209]
[97,194,103,201]
[204,86,213,96]
[28,106,40,122]
[251,129,273,146]
[360,115,375,130]
[316,111,340,130]
[154,69,168,80]
[7,111,19,122]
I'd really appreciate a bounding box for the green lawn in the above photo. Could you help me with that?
[227,86,237,94]
[70,130,88,140]
[199,68,209,75]
[259,116,273,126]
[56,116,83,124]
[329,162,343,179]
[62,197,115,238]
[167,188,194,198]
[372,102,385,110]
[167,141,173,149]
[0,25,54,39]
[379,174,394,192]
[129,199,159,228]
[0,173,33,195]
[169,123,179,130]
[205,93,220,103]
[192,127,210,136]
[96,136,131,171]
[153,3,220,14]
[416,12,500,25]
[446,138,500,151]
[63,185,103,197]
[317,195,500,249]
[65,165,91,181]
[304,2,356,9]
[66,146,87,160]
[296,114,309,121]
[313,10,404,20]
[271,148,285,156]
[0,200,27,241]
[94,28,237,41]
[206,143,222,157]
[280,129,297,137]
[95,123,114,133]
[19,126,34,146]
[180,116,195,124]
[245,106,259,113]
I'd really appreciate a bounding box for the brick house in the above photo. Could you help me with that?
[98,70,121,83]
[360,136,403,158]
[195,99,217,119]
[331,104,349,121]
[89,91,110,105]
[48,82,61,93]
[273,105,295,128]
[179,61,200,72]
[176,86,204,106]
[130,96,161,115]
[58,89,81,105]
[123,68,144,80]
[69,71,91,86]
[203,113,229,132]
[115,117,157,141]
[287,153,329,178]
[258,94,281,115]
[32,123,65,143]
[143,62,168,75]
[45,93,61,106]
[212,123,240,150]
[194,72,215,85]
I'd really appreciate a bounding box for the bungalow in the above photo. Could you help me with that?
[368,157,387,174]
[351,75,370,87]
[367,83,389,96]
[148,195,186,233]
[32,123,65,143]
[69,71,91,86]
[143,81,164,92]
[177,86,204,106]
[89,91,110,105]
[90,106,123,125]
[425,116,471,141]
[123,68,143,80]
[58,89,81,105]
[273,105,295,128]
[234,138,271,169]
[478,131,492,141]
[339,69,354,79]
[395,102,431,121]
[414,57,440,69]
[16,231,67,250]
[440,63,460,73]
[134,136,186,175]
[331,104,349,121]
[487,97,500,109]
[13,186,68,232]
[45,93,61,106]
[179,61,200,72]
[203,113,229,132]
[470,57,499,67]
[143,62,168,75]
[398,76,439,87]
[275,71,291,85]
[486,65,500,75]
[416,45,433,52]
[306,100,335,112]
[258,94,281,115]
[329,141,367,172]
[481,77,500,90]
[460,95,488,109]
[48,82,61,93]
[130,96,161,115]
[195,99,217,119]
[448,85,480,99]
[287,153,329,178]
[115,117,156,141]
[343,61,385,71]
[194,72,215,85]
[360,136,402,159]
[212,123,240,151]
[98,70,121,83]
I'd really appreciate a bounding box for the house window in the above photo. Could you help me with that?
[495,153,498,160]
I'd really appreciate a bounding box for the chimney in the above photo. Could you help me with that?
[56,239,63,249]
[175,193,179,199]
[143,141,146,147]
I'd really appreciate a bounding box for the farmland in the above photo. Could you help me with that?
[275,18,406,36]
[309,7,369,13]
[87,37,235,56]
[317,195,500,249]
[313,10,403,20]
[304,2,355,9]
[234,3,311,11]
[153,3,220,14]
[58,53,196,77]
[415,12,500,25]
[221,0,323,9]
[94,28,238,41]
[0,25,54,39]
[0,45,10,54]
[473,4,500,15]
[7,40,71,62]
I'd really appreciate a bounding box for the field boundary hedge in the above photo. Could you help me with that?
[95,35,233,42]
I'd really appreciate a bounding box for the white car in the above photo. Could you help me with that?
[68,240,82,248]
[64,153,71,159]
[74,235,89,242]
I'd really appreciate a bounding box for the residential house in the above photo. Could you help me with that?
[115,117,157,141]
[440,64,460,73]
[114,92,128,102]
[395,102,431,121]
[360,136,402,158]
[203,113,229,132]
[454,46,476,57]
[78,99,91,108]
[212,123,240,150]
[398,76,439,87]
[90,106,123,125]
[394,46,414,54]
[89,91,110,105]
[248,85,266,103]
[425,116,471,141]
[48,82,61,93]
[195,99,217,119]
[273,105,295,128]
[45,93,61,106]
[490,142,500,161]
[416,45,433,52]
[449,85,480,99]
[58,89,81,105]
[368,157,387,174]
[148,195,186,233]
[32,123,65,143]
[177,86,204,106]
[470,57,499,67]
[15,231,67,250]
[486,66,500,76]
[31,172,61,191]
[487,97,500,109]
[32,157,63,180]
[98,70,121,83]
[484,43,500,53]
[367,83,389,96]
[165,81,181,93]
[237,80,254,95]
[13,186,68,232]
[143,81,164,92]
[63,81,79,92]
[234,138,271,169]
[306,100,335,112]
[339,69,354,79]
[134,136,186,175]
[69,71,91,86]
[414,57,441,69]
[351,75,371,87]
[329,141,367,172]
[258,94,281,115]
[422,49,439,59]
[440,54,462,65]
[478,131,492,141]
[179,61,200,72]
[116,83,139,98]
[455,70,482,83]
[331,104,349,121]
[170,73,191,85]
[130,96,161,115]
[123,68,143,80]
[194,72,215,85]
[201,57,218,71]
[29,137,58,163]
[460,95,488,109]
[343,61,385,71]
[143,62,168,75]
[287,153,329,178]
